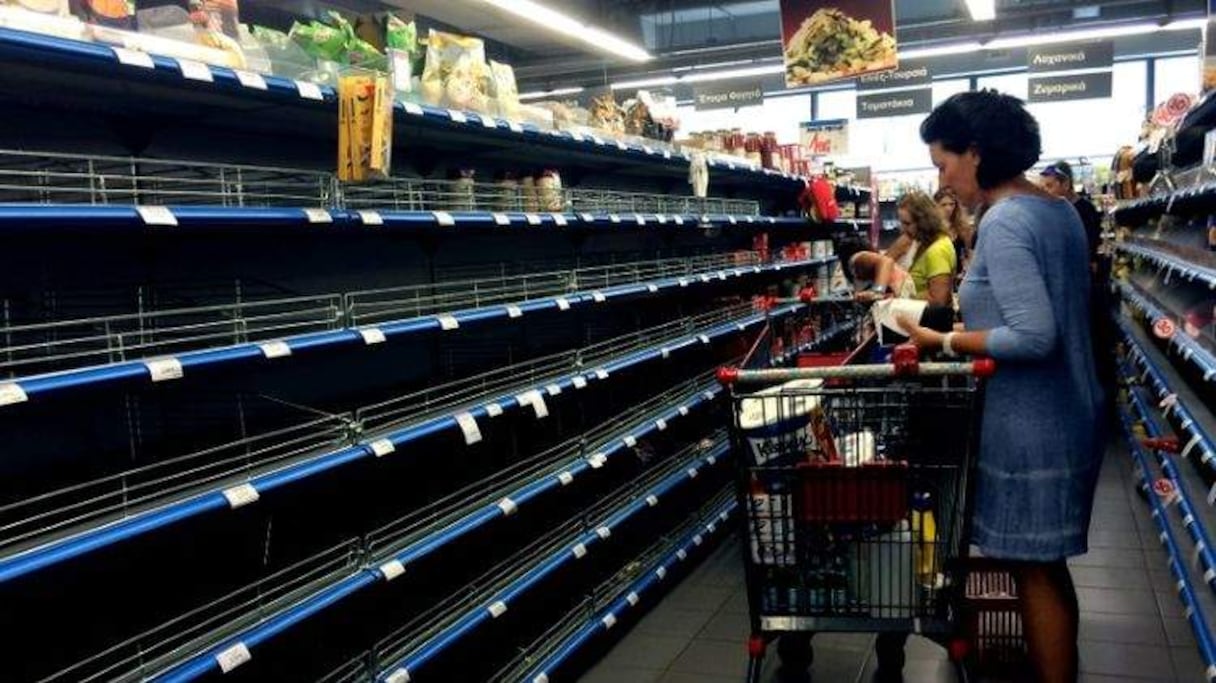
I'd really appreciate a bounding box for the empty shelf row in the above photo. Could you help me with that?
[1117,281,1216,385]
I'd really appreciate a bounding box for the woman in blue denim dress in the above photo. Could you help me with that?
[899,91,1106,683]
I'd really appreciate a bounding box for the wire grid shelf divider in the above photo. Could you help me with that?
[486,488,735,683]
[0,148,759,215]
[40,537,366,683]
[0,411,354,559]
[346,429,730,683]
[353,302,755,438]
[0,254,765,380]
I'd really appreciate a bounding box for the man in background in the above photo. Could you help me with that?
[1040,160,1102,270]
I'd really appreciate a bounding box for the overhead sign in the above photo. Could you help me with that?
[780,0,898,88]
[1028,72,1112,103]
[856,87,932,119]
[800,119,849,156]
[857,60,931,91]
[1028,41,1113,73]
[693,79,765,110]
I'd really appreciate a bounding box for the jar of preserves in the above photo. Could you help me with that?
[761,131,778,169]
[745,133,763,165]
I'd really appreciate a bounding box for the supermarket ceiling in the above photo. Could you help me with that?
[385,0,1204,89]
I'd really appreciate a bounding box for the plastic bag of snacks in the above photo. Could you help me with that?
[3,0,67,16]
[489,60,519,120]
[72,0,135,29]
[420,29,491,113]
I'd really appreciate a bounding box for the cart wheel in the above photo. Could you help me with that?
[874,632,907,680]
[746,635,767,683]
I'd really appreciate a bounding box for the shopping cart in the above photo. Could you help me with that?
[718,343,994,683]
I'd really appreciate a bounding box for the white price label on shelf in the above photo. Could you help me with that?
[676,549,688,561]
[609,214,621,224]
[646,494,659,507]
[717,271,728,281]
[753,265,762,273]
[626,591,640,606]
[601,613,618,630]
[678,278,689,287]
[707,522,717,533]
[492,212,511,226]
[589,134,604,145]
[215,642,252,673]
[647,284,659,293]
[113,47,154,69]
[587,453,608,469]
[572,376,588,389]
[747,216,756,224]
[579,213,594,223]
[728,216,738,225]
[623,435,637,448]
[144,358,183,382]
[304,208,332,224]
[687,467,699,479]
[221,483,260,509]
[635,214,647,225]
[525,213,542,225]
[615,140,628,151]
[296,80,324,100]
[137,205,177,226]
[447,109,468,124]
[734,269,744,277]
[433,211,456,227]
[258,341,291,359]
[552,214,568,226]
[699,334,711,345]
[479,114,497,129]
[234,70,268,90]
[703,390,717,401]
[664,149,673,159]
[0,382,28,407]
[678,406,689,416]
[673,215,684,225]
[437,314,460,331]
[656,214,668,224]
[655,419,668,431]
[488,601,509,618]
[555,297,571,311]
[720,510,730,522]
[455,412,483,445]
[699,274,711,283]
[661,347,670,359]
[509,121,524,134]
[595,368,609,380]
[656,566,667,579]
[379,560,406,582]
[693,534,704,546]
[546,383,563,397]
[484,402,504,418]
[177,59,213,82]
[557,471,575,486]
[518,389,549,418]
[506,304,523,319]
[496,497,517,516]
[707,455,717,465]
[370,439,396,457]
[591,291,607,303]
[596,526,612,539]
[403,101,424,115]
[358,210,383,226]
[642,145,654,155]
[358,327,387,345]
[572,543,588,559]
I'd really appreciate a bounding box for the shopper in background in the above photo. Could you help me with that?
[935,186,973,276]
[1039,160,1102,269]
[898,190,956,307]
[900,90,1105,683]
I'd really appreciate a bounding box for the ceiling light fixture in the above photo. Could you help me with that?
[898,42,985,59]
[986,21,1158,49]
[965,0,995,21]
[519,86,586,101]
[610,76,679,90]
[478,0,653,63]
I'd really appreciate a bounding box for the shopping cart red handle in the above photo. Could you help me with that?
[717,351,996,385]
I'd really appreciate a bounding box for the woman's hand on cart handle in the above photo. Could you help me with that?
[897,314,996,378]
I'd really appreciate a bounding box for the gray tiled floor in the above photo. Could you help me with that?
[578,447,1210,683]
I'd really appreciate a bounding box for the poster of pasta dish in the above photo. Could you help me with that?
[780,0,898,87]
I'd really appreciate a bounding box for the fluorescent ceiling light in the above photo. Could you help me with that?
[1164,17,1207,31]
[519,87,586,101]
[478,0,652,62]
[611,76,678,90]
[986,22,1158,49]
[682,64,783,83]
[965,0,995,21]
[898,42,984,59]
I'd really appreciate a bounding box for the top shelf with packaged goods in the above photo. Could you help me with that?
[0,26,869,204]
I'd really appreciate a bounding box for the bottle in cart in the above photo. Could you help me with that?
[806,556,826,612]
[910,490,938,589]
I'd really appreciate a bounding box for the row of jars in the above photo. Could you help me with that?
[684,129,808,173]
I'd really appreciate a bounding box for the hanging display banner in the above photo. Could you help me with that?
[1028,72,1112,103]
[693,79,765,110]
[856,87,932,119]
[856,60,930,91]
[1027,41,1113,73]
[780,0,898,88]
[800,119,850,156]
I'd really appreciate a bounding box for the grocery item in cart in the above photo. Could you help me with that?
[748,478,795,566]
[837,430,876,467]
[736,378,825,466]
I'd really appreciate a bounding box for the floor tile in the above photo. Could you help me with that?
[812,632,875,653]
[579,666,665,683]
[1088,530,1147,549]
[657,583,736,613]
[696,609,749,643]
[632,606,718,639]
[720,588,752,615]
[1072,565,1151,589]
[1071,548,1147,569]
[1079,612,1167,645]
[1156,591,1186,619]
[1162,618,1196,648]
[1077,586,1161,615]
[666,638,748,677]
[808,646,868,682]
[1170,645,1209,683]
[596,634,692,671]
[658,671,738,683]
[1079,641,1176,679]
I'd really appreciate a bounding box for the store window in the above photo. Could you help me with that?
[1029,60,1147,162]
[976,72,1028,99]
[1155,55,1200,103]
[815,88,856,121]
[933,78,970,104]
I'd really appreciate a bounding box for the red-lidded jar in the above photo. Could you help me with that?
[761,132,778,169]
[745,132,762,165]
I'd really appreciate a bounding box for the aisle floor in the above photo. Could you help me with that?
[578,448,1207,683]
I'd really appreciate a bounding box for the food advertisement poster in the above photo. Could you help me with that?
[780,0,898,88]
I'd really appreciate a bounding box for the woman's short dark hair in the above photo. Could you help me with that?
[919,90,1042,190]
[832,233,870,284]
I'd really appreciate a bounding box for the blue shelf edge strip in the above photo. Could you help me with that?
[1118,405,1216,681]
[1117,283,1216,385]
[0,256,835,408]
[519,498,739,683]
[0,302,802,586]
[378,441,731,682]
[148,376,728,683]
[1117,243,1216,292]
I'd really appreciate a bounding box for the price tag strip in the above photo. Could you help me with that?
[455,412,483,445]
[0,382,28,407]
[296,80,324,100]
[215,642,252,674]
[137,206,178,226]
[359,327,387,345]
[358,210,383,226]
[113,47,155,69]
[258,341,292,359]
[221,483,260,509]
[234,70,268,90]
[145,358,184,382]
[304,208,333,223]
[177,58,213,82]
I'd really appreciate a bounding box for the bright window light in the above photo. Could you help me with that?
[478,0,652,62]
[519,87,586,101]
[899,42,984,60]
[611,76,679,90]
[986,22,1159,49]
[965,0,995,21]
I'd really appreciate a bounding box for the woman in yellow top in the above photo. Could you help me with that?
[899,190,957,307]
